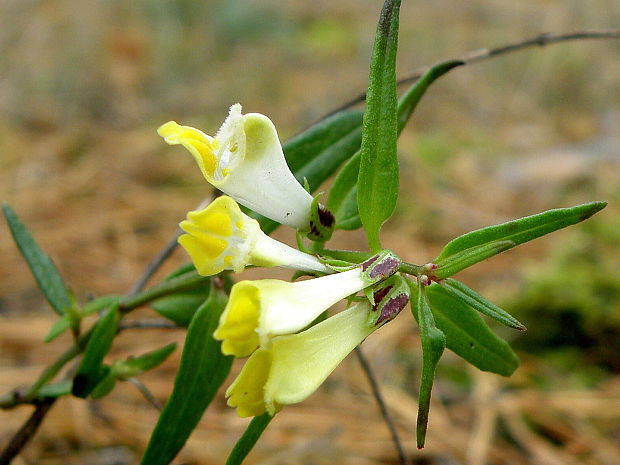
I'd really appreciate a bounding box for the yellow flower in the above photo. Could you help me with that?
[179,196,331,276]
[213,268,371,357]
[226,302,375,417]
[158,104,314,229]
[214,252,402,357]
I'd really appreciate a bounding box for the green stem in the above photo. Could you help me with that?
[398,262,426,277]
[225,413,273,465]
[119,271,208,313]
[2,272,208,409]
[23,345,81,401]
[321,249,426,277]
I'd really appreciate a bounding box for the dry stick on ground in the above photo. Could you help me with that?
[321,29,620,119]
[2,28,620,465]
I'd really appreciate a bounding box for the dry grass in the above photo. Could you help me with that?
[2,0,620,463]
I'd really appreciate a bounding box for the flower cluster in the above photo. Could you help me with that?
[159,105,410,417]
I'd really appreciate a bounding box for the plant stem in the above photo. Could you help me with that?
[398,262,425,277]
[318,29,620,120]
[119,271,208,313]
[0,398,56,465]
[355,346,408,465]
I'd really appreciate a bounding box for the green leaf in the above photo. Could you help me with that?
[441,279,526,330]
[412,283,519,377]
[285,110,364,188]
[434,201,607,276]
[38,380,73,399]
[140,285,233,465]
[357,0,402,251]
[151,289,211,326]
[151,264,211,326]
[89,369,117,399]
[256,110,364,234]
[72,305,120,398]
[414,283,446,449]
[44,315,72,343]
[114,343,177,379]
[396,60,464,132]
[329,61,463,232]
[45,295,121,343]
[328,152,363,230]
[2,203,72,315]
[434,240,514,279]
[82,295,122,316]
[225,413,273,465]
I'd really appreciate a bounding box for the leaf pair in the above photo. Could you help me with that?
[72,307,177,399]
[410,279,520,448]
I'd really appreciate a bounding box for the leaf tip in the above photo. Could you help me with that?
[581,200,607,220]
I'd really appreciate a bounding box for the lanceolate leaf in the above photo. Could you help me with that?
[396,60,464,132]
[38,380,73,399]
[433,240,514,279]
[151,265,211,326]
[89,370,117,399]
[72,305,120,398]
[328,152,363,230]
[256,110,364,234]
[140,285,233,465]
[284,110,364,188]
[414,283,446,449]
[115,343,177,379]
[329,60,463,231]
[441,278,526,330]
[225,413,274,465]
[434,201,607,269]
[357,0,402,251]
[2,203,72,315]
[411,283,519,377]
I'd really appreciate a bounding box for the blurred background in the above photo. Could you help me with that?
[1,0,619,464]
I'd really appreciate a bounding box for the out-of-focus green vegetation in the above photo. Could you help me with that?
[509,220,620,373]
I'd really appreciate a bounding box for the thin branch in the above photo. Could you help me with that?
[127,378,163,411]
[127,229,183,295]
[321,29,620,118]
[119,319,181,331]
[355,346,408,465]
[127,194,215,295]
[0,398,56,465]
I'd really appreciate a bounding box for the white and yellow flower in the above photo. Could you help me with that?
[178,196,331,276]
[214,269,369,357]
[226,302,375,417]
[214,251,401,357]
[159,104,314,229]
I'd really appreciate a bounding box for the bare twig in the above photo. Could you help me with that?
[127,194,215,295]
[321,29,620,118]
[355,346,408,465]
[119,319,181,331]
[127,229,183,295]
[0,399,56,465]
[128,378,163,411]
